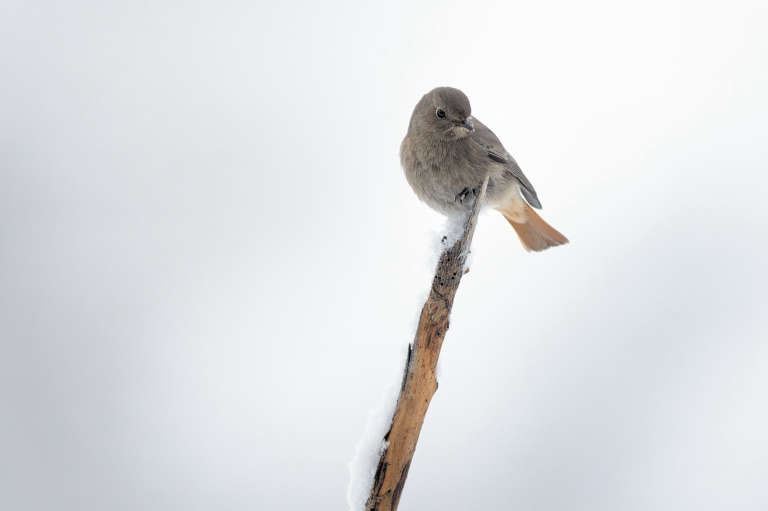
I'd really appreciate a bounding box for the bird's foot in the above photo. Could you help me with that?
[456,186,479,205]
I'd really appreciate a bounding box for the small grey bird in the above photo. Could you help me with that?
[401,87,568,251]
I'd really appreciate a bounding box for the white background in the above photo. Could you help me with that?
[2,1,767,509]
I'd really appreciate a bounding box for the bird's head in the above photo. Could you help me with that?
[409,87,474,140]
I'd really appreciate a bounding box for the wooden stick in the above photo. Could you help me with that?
[365,175,489,511]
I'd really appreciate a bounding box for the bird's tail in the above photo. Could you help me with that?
[497,202,568,252]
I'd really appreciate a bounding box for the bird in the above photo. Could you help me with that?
[400,87,568,252]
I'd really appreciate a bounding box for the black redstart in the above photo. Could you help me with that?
[401,87,568,251]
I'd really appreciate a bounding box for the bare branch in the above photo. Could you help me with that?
[364,175,490,511]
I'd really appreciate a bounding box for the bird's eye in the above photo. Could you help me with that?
[436,109,446,119]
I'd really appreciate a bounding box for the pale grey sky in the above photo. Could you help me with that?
[2,1,767,510]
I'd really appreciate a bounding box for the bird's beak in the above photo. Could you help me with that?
[462,117,475,132]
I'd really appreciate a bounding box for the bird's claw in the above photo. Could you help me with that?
[456,186,479,204]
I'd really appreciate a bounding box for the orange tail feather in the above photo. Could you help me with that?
[497,202,568,252]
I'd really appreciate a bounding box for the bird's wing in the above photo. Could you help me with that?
[470,118,542,209]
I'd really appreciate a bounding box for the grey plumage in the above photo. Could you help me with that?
[400,87,540,215]
[401,87,568,251]
[473,119,542,209]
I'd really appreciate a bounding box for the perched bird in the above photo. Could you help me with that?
[401,87,568,252]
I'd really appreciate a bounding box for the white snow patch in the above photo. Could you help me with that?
[429,211,478,273]
[346,347,408,511]
[429,212,468,264]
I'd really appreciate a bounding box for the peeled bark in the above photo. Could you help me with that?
[365,175,489,511]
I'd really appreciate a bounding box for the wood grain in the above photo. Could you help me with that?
[365,175,489,511]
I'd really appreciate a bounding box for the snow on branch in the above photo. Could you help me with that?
[357,174,489,511]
